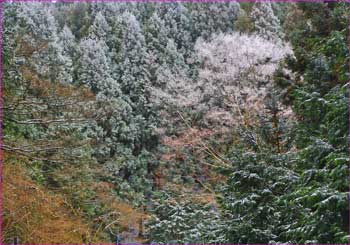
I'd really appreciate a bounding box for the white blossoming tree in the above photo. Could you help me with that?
[194,32,292,127]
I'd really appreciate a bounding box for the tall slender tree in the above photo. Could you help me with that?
[250,2,285,41]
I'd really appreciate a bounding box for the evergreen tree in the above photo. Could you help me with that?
[18,3,58,41]
[187,2,240,40]
[76,37,112,93]
[148,193,226,244]
[119,12,151,113]
[66,2,91,40]
[158,3,192,58]
[219,89,298,243]
[144,12,169,84]
[88,11,111,40]
[57,25,76,84]
[18,3,60,81]
[150,39,193,109]
[250,2,285,41]
[219,3,349,244]
[280,85,349,243]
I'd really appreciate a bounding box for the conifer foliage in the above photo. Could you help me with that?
[2,2,349,243]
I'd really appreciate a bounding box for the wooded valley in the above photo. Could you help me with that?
[2,1,349,243]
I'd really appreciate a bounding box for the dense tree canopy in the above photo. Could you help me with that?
[2,1,349,244]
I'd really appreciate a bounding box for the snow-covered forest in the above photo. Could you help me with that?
[2,1,349,243]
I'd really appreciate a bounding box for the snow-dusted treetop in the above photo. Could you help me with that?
[250,2,285,42]
[151,32,292,128]
[195,32,292,85]
[194,32,293,126]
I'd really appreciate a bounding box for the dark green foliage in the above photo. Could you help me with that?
[220,151,299,243]
[147,192,226,244]
[283,84,349,243]
[218,2,349,244]
[185,2,240,40]
[218,95,299,243]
